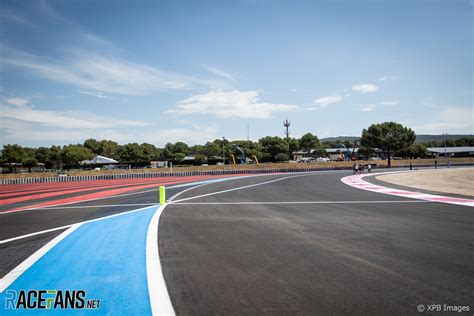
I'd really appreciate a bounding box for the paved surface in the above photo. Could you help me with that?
[161,171,473,315]
[0,169,472,315]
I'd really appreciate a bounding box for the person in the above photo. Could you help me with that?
[352,163,356,175]
[410,162,412,170]
[435,160,438,169]
[367,163,372,173]
[355,163,359,174]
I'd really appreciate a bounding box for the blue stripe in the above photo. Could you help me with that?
[1,206,158,315]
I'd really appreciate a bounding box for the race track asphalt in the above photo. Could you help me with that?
[160,171,473,315]
[1,169,472,315]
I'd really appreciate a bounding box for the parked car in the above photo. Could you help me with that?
[316,157,330,162]
[299,157,315,163]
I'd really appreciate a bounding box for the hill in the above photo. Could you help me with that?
[320,135,473,144]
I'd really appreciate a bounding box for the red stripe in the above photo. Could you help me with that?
[0,174,247,214]
[0,175,222,205]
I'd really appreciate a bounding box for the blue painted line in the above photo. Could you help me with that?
[0,206,158,315]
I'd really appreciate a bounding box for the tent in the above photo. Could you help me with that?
[80,155,118,165]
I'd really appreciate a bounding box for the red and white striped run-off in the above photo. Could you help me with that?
[341,172,474,207]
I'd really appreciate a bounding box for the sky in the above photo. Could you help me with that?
[0,0,472,147]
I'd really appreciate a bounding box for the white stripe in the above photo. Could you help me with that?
[1,171,351,215]
[173,200,431,205]
[30,203,155,210]
[171,173,316,203]
[146,204,175,315]
[0,205,158,244]
[0,174,281,215]
[0,223,81,293]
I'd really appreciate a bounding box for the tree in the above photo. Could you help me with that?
[274,153,289,162]
[361,122,415,167]
[1,144,30,172]
[258,136,288,162]
[299,133,319,155]
[83,139,103,155]
[194,154,208,164]
[287,138,300,158]
[60,145,94,168]
[201,141,222,158]
[117,143,144,162]
[100,140,119,158]
[22,157,38,172]
[396,143,428,159]
[357,145,375,159]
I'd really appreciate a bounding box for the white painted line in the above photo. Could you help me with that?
[173,200,431,205]
[0,223,81,293]
[0,225,73,244]
[30,203,155,210]
[168,182,211,202]
[146,204,175,315]
[171,173,316,203]
[0,205,159,244]
[0,174,271,215]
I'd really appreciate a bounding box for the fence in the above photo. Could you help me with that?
[1,162,473,185]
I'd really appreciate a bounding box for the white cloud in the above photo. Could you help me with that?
[169,90,297,118]
[1,49,217,96]
[313,95,342,108]
[0,103,150,129]
[205,66,234,81]
[352,83,379,93]
[78,91,114,99]
[379,75,398,81]
[380,101,399,106]
[6,97,30,106]
[359,104,376,112]
[412,107,473,134]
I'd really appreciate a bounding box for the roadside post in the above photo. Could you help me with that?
[159,186,166,205]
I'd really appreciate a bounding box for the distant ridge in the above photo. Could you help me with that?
[320,134,473,143]
[320,136,359,143]
[414,134,473,142]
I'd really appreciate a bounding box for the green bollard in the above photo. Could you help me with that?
[159,186,166,205]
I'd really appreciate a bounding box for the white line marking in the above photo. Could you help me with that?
[170,173,317,203]
[0,223,81,293]
[0,175,267,215]
[172,200,431,205]
[168,182,212,202]
[0,205,159,244]
[28,203,155,210]
[0,171,351,215]
[146,204,175,315]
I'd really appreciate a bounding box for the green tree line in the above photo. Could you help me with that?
[1,123,473,171]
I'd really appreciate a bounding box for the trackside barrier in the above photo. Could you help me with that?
[1,162,474,185]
